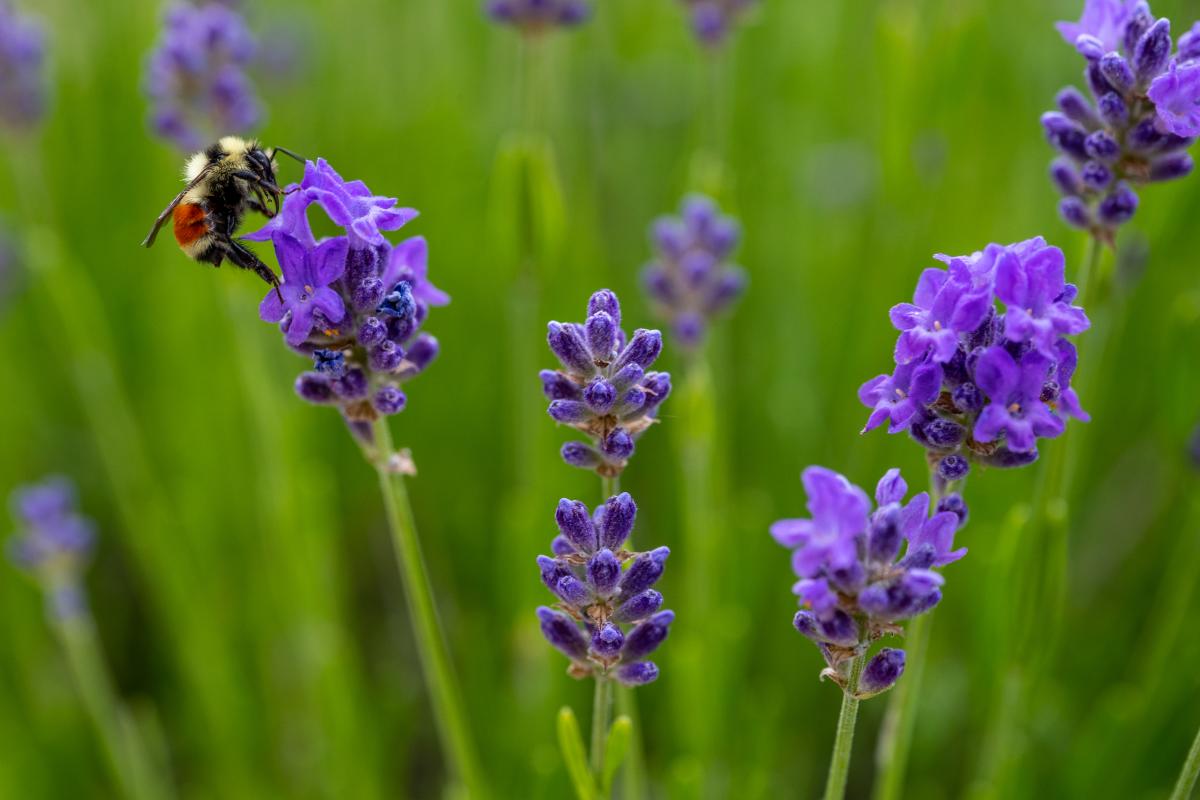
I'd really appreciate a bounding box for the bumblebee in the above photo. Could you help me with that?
[142,136,300,294]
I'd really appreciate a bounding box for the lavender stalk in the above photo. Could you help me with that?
[824,655,866,800]
[1171,721,1200,800]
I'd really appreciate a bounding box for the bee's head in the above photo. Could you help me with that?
[245,144,278,185]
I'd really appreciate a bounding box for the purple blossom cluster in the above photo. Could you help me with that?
[484,0,589,34]
[542,290,672,477]
[7,477,94,619]
[643,195,747,350]
[680,0,757,46]
[0,0,46,130]
[245,159,447,437]
[771,467,968,696]
[144,2,261,151]
[537,493,673,687]
[859,239,1090,483]
[1046,0,1200,239]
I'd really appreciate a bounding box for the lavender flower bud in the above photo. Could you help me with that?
[587,549,621,596]
[643,264,676,305]
[867,506,903,563]
[600,493,636,550]
[540,370,580,400]
[1059,197,1092,229]
[860,649,906,694]
[922,418,966,449]
[555,574,591,606]
[295,372,335,403]
[613,329,663,373]
[352,277,386,312]
[561,441,601,469]
[1050,159,1082,195]
[583,379,617,414]
[616,661,659,686]
[551,536,574,556]
[404,333,439,373]
[1055,86,1099,127]
[537,555,571,591]
[548,400,590,424]
[1081,160,1112,190]
[373,385,407,415]
[602,429,635,461]
[312,348,346,378]
[952,382,984,413]
[591,622,624,658]
[1150,153,1194,182]
[1083,131,1120,163]
[1098,183,1139,226]
[1097,92,1128,126]
[982,447,1041,469]
[547,322,595,376]
[618,547,669,598]
[937,454,970,482]
[331,368,369,399]
[1098,53,1135,93]
[611,363,645,393]
[621,611,674,660]
[585,312,618,361]
[377,281,415,319]
[613,590,663,623]
[1041,113,1088,159]
[617,387,647,418]
[1124,4,1155,55]
[1133,19,1172,82]
[936,493,969,526]
[555,499,596,553]
[1087,62,1116,97]
[587,289,621,325]
[1128,116,1164,151]
[537,607,587,661]
[369,340,405,372]
[793,610,822,642]
[818,609,860,647]
[357,316,387,347]
[642,373,673,414]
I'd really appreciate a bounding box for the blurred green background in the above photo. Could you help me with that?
[2,0,1200,797]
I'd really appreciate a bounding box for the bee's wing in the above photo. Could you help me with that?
[141,167,212,248]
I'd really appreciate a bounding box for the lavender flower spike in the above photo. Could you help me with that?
[143,2,261,151]
[7,476,95,620]
[1047,0,1200,241]
[484,0,590,35]
[680,0,758,47]
[542,289,671,477]
[860,239,1090,479]
[536,494,674,686]
[0,0,47,131]
[773,467,966,696]
[246,158,443,438]
[643,195,747,350]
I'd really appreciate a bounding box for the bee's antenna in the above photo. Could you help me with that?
[269,146,306,164]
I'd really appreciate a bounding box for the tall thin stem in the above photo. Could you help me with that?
[824,655,866,800]
[369,421,486,799]
[590,677,613,777]
[1170,722,1200,800]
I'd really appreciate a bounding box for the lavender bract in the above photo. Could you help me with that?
[484,0,590,34]
[0,0,46,130]
[643,195,746,350]
[246,159,446,437]
[7,477,94,620]
[859,239,1090,481]
[1047,0,1200,240]
[772,467,966,697]
[680,0,757,46]
[542,290,671,477]
[144,2,261,151]
[537,493,673,686]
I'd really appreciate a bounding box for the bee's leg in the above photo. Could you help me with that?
[221,235,282,301]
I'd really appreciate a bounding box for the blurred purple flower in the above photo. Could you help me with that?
[681,0,757,46]
[484,0,590,34]
[7,477,94,619]
[0,1,47,130]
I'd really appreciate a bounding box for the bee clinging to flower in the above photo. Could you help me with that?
[142,135,301,295]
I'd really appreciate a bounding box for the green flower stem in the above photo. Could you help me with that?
[824,655,866,800]
[590,678,613,778]
[56,611,161,800]
[369,421,486,799]
[1170,721,1200,800]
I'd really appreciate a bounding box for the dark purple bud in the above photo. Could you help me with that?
[587,549,621,596]
[1050,159,1082,195]
[1075,34,1105,61]
[1059,197,1092,229]
[705,268,747,313]
[591,622,624,658]
[617,387,647,418]
[583,379,617,414]
[547,322,596,376]
[683,194,717,233]
[613,590,663,623]
[585,312,618,361]
[923,418,966,449]
[1133,19,1172,82]
[555,574,591,606]
[600,493,636,550]
[981,447,1040,469]
[601,429,635,461]
[357,316,387,347]
[1087,62,1116,98]
[681,251,716,288]
[611,364,644,393]
[352,277,386,312]
[615,661,660,686]
[612,329,663,373]
[937,454,970,482]
[556,499,596,552]
[548,400,590,424]
[708,218,740,258]
[1156,134,1195,155]
[1128,116,1164,151]
[1098,183,1138,227]
[295,372,335,404]
[551,535,575,556]
[1041,112,1088,159]
[587,289,621,326]
[817,609,859,647]
[1055,86,1099,127]
[1098,92,1129,127]
[952,382,984,413]
[1041,380,1061,403]
[377,281,415,319]
[537,607,588,661]
[561,441,601,469]
[1124,4,1154,55]
[652,218,688,258]
[312,348,346,378]
[867,505,903,563]
[373,385,407,415]
[1084,131,1120,163]
[557,0,589,25]
[641,372,672,413]
[403,333,439,373]
[369,340,404,372]
[343,246,378,287]
[793,610,822,642]
[538,555,572,592]
[674,314,706,348]
[1150,153,1194,182]
[936,493,969,527]
[618,547,669,598]
[540,370,580,401]
[1099,52,1135,93]
[1081,160,1112,190]
[621,610,674,660]
[860,648,906,694]
[331,368,368,399]
[827,560,866,595]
